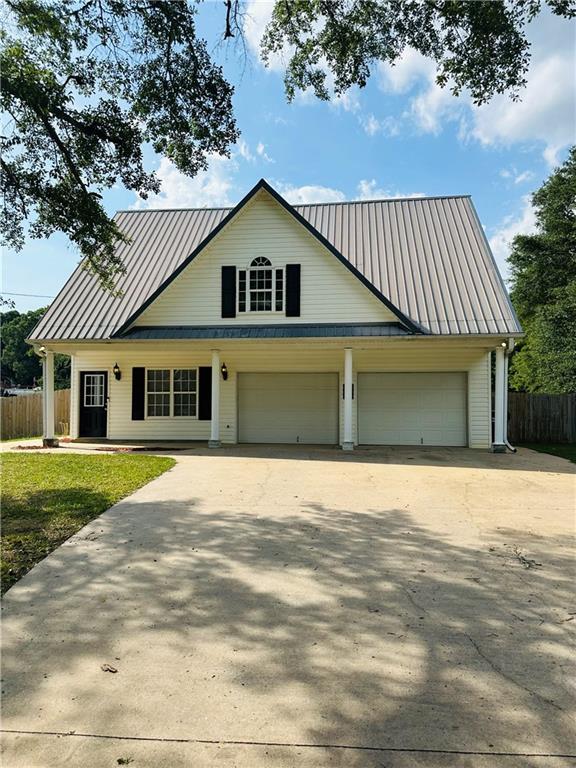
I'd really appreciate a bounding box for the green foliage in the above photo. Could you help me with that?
[1,307,70,388]
[2,0,575,292]
[1,0,238,290]
[508,147,576,393]
[260,0,575,104]
[1,453,175,593]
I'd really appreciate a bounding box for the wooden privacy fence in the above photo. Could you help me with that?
[1,389,70,441]
[508,392,576,444]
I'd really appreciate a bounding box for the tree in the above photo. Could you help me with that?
[508,147,576,393]
[2,0,575,291]
[0,308,70,389]
[261,1,576,103]
[1,0,238,290]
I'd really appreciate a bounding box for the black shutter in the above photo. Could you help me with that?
[221,266,236,318]
[285,264,301,317]
[198,366,212,420]
[132,367,145,420]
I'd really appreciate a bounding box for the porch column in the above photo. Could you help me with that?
[209,349,220,448]
[493,345,506,452]
[343,347,354,451]
[42,350,58,447]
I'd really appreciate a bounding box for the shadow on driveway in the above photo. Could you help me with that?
[2,455,575,766]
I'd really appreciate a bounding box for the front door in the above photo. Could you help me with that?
[79,371,108,438]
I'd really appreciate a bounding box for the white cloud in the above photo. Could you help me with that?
[472,52,575,165]
[489,196,538,279]
[256,141,274,163]
[236,138,274,164]
[237,139,254,162]
[514,170,534,185]
[134,155,237,209]
[244,0,288,72]
[378,48,435,94]
[360,114,381,136]
[500,167,535,185]
[358,114,401,137]
[272,178,426,205]
[135,160,424,212]
[331,88,361,113]
[377,13,575,165]
[356,180,425,200]
[273,182,346,205]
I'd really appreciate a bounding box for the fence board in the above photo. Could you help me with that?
[508,392,576,444]
[0,389,70,441]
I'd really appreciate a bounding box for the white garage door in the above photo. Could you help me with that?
[358,372,467,446]
[238,373,338,444]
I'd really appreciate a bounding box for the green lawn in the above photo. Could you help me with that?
[1,453,175,594]
[522,444,576,464]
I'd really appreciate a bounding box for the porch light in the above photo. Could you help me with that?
[113,362,122,381]
[221,362,228,381]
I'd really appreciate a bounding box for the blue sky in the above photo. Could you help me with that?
[3,2,575,313]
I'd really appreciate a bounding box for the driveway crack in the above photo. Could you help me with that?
[465,634,563,711]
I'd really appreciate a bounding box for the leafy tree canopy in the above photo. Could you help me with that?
[508,146,576,393]
[2,0,575,291]
[1,308,70,389]
[261,0,576,103]
[1,0,238,290]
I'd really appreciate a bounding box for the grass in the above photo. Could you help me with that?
[1,453,175,594]
[522,443,576,464]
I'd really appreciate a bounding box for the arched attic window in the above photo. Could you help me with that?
[238,257,284,313]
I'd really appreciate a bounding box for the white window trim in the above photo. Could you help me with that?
[238,263,284,314]
[145,367,199,419]
[83,373,106,408]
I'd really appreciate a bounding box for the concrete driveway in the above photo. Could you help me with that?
[2,446,575,767]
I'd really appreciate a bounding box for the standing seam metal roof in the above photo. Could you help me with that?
[30,184,521,340]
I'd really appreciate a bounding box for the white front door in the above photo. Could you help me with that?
[358,372,467,446]
[238,373,338,444]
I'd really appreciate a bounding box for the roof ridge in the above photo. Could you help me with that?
[117,206,234,213]
[116,193,472,214]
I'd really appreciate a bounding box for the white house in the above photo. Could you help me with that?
[29,179,522,450]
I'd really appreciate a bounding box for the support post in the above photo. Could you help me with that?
[493,346,506,452]
[209,349,220,448]
[343,347,354,451]
[42,350,58,447]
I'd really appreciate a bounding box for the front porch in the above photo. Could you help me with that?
[38,339,511,451]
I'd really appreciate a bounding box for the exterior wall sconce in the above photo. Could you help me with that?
[221,363,228,381]
[113,363,122,381]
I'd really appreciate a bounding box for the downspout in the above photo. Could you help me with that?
[504,339,517,453]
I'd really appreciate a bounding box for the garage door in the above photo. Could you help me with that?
[358,373,467,446]
[238,373,338,444]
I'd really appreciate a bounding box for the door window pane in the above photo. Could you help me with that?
[84,374,105,407]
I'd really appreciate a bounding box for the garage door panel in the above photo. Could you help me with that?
[358,373,467,446]
[239,373,338,445]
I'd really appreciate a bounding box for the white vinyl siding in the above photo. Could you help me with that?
[357,372,467,446]
[66,342,492,449]
[135,190,396,327]
[238,373,338,444]
[467,351,492,448]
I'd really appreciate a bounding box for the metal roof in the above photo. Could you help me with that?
[120,323,411,340]
[30,179,521,341]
